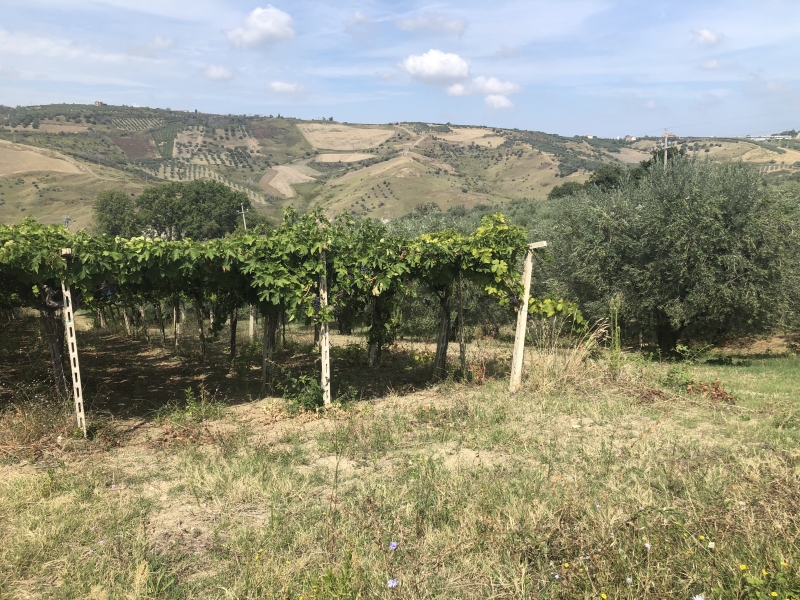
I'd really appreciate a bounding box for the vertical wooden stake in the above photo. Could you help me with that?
[248,304,255,341]
[320,251,331,406]
[60,249,87,437]
[509,241,546,393]
[458,271,467,380]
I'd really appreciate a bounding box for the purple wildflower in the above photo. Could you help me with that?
[388,579,398,588]
[389,541,398,550]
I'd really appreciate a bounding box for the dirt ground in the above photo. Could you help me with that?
[112,136,158,159]
[297,124,394,150]
[436,127,506,147]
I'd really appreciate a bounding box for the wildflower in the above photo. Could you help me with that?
[693,596,705,600]
[740,565,748,570]
[553,574,560,580]
[708,542,715,549]
[782,561,788,567]
[259,549,263,553]
[762,569,768,576]
[111,484,117,489]
[99,540,105,546]
[389,541,398,550]
[564,563,569,568]
[88,549,93,555]
[601,594,607,599]
[387,579,398,588]
[699,536,704,540]
[644,543,651,550]
[638,506,643,511]
[771,593,778,597]
[596,504,601,509]
[626,577,632,584]
[91,526,96,531]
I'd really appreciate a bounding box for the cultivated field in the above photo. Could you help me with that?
[436,127,506,147]
[1,314,798,598]
[298,124,395,150]
[0,141,83,176]
[112,136,159,159]
[259,165,316,197]
[315,153,374,163]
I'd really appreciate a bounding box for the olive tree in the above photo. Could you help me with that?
[543,158,800,354]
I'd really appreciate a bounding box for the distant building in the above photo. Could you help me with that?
[94,101,106,106]
[624,135,637,142]
[584,134,594,139]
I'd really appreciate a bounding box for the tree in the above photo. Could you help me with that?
[93,190,140,237]
[547,180,584,200]
[543,158,800,354]
[135,180,251,241]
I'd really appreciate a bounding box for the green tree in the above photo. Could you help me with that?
[135,180,251,241]
[93,190,140,237]
[543,158,800,354]
[546,180,585,200]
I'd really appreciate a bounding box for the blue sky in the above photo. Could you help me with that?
[1,0,799,137]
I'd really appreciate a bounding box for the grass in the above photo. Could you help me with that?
[1,316,799,598]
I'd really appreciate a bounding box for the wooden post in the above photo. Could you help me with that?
[60,249,87,437]
[458,271,467,380]
[320,251,331,406]
[248,304,255,341]
[509,241,547,393]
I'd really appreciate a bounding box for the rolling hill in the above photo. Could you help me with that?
[1,103,798,228]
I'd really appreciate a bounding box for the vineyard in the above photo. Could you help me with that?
[0,211,579,417]
[111,118,163,131]
[151,123,184,159]
[139,162,269,204]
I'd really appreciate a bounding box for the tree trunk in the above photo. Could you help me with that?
[155,302,166,344]
[122,307,132,337]
[40,309,67,393]
[139,304,149,341]
[433,286,453,380]
[173,302,180,349]
[97,307,107,329]
[281,311,286,348]
[229,309,238,361]
[194,299,206,360]
[261,312,278,390]
[314,323,320,346]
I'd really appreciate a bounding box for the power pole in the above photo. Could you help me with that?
[236,203,249,230]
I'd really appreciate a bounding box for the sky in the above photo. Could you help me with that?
[1,0,799,137]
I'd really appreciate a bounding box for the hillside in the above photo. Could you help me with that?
[1,104,798,227]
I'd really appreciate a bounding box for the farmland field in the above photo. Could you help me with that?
[297,123,395,150]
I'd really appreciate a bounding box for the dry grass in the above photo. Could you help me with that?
[1,316,799,598]
[297,124,395,151]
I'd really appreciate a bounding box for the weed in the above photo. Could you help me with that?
[154,385,225,425]
[281,371,324,412]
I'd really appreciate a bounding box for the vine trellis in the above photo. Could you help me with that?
[1,209,581,431]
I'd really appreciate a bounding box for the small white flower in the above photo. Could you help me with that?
[644,543,651,550]
[693,595,705,600]
[707,542,715,549]
[626,577,632,584]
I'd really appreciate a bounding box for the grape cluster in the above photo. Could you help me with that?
[311,296,321,312]
[100,281,117,301]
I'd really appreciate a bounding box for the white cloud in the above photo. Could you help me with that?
[225,6,295,48]
[485,94,513,109]
[401,49,469,84]
[764,79,791,94]
[645,100,658,109]
[148,36,174,50]
[0,29,126,62]
[202,64,232,81]
[269,81,304,94]
[691,27,723,46]
[700,59,719,70]
[344,10,375,40]
[395,12,466,35]
[495,45,523,59]
[448,76,521,96]
[0,62,20,80]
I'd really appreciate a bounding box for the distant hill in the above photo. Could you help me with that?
[1,104,798,228]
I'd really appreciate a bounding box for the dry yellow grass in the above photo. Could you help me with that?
[326,156,412,186]
[0,141,83,176]
[259,165,316,197]
[315,153,374,163]
[436,127,506,147]
[297,123,394,150]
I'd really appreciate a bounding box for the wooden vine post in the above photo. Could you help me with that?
[509,241,547,393]
[60,248,87,437]
[319,250,332,406]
